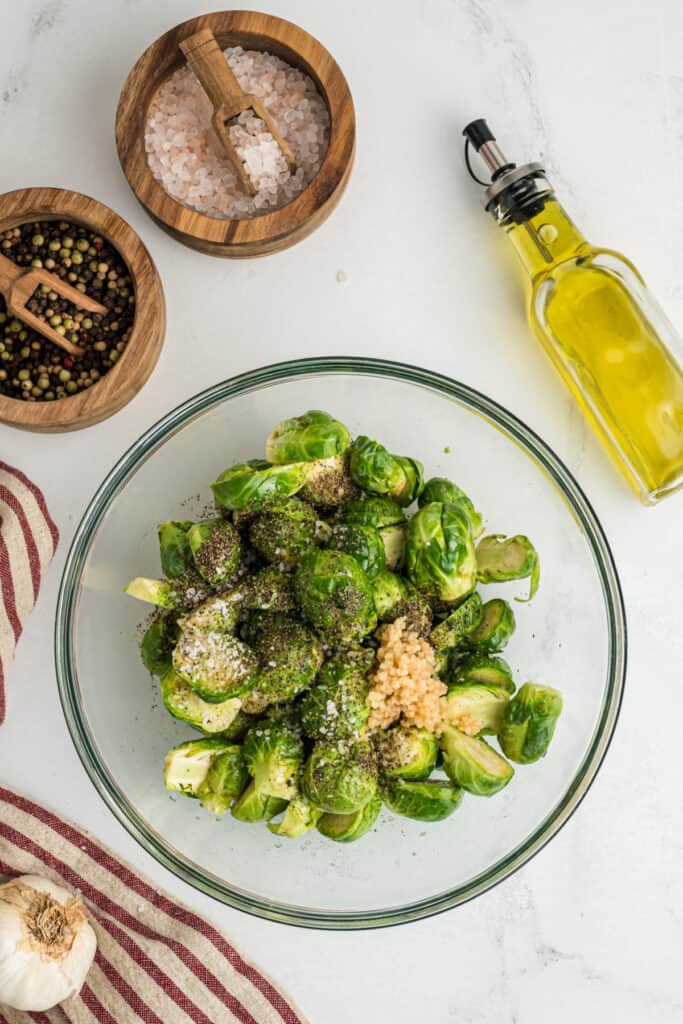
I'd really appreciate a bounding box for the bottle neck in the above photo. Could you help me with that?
[501,199,587,277]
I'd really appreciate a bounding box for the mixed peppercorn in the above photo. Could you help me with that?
[0,220,136,401]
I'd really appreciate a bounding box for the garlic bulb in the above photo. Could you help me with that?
[0,875,97,1012]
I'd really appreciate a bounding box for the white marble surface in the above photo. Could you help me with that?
[2,0,683,1020]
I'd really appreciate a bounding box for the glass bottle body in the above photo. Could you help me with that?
[503,200,683,504]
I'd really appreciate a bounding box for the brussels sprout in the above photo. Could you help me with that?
[221,708,256,742]
[419,478,483,538]
[163,737,234,797]
[340,495,407,531]
[317,793,382,842]
[476,534,540,602]
[371,571,433,636]
[444,684,511,736]
[197,746,249,815]
[499,683,563,763]
[160,669,243,733]
[467,598,515,651]
[375,726,438,780]
[300,455,360,507]
[243,720,304,800]
[429,592,484,655]
[381,778,463,822]
[266,410,351,464]
[158,520,193,578]
[349,436,424,507]
[268,794,323,838]
[440,725,514,796]
[302,741,378,814]
[248,499,320,569]
[249,618,324,705]
[173,630,257,702]
[187,518,240,587]
[231,781,288,822]
[299,648,374,742]
[294,549,377,644]
[450,652,515,692]
[240,566,297,612]
[405,502,477,603]
[141,612,180,676]
[327,522,386,577]
[125,570,211,611]
[212,460,308,512]
[179,591,241,635]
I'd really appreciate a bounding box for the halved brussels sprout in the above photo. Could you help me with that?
[349,436,424,507]
[300,455,360,507]
[163,737,235,797]
[444,684,511,736]
[429,592,484,654]
[248,498,320,569]
[419,477,483,538]
[231,781,288,822]
[240,567,297,613]
[476,534,540,602]
[187,518,240,587]
[125,570,211,611]
[382,778,463,821]
[340,495,407,530]
[440,725,514,796]
[302,741,378,814]
[327,522,386,578]
[249,618,324,706]
[375,726,438,780]
[173,630,257,702]
[294,549,377,644]
[158,520,193,578]
[467,598,515,651]
[160,669,243,733]
[266,410,351,464]
[242,720,304,800]
[499,683,563,763]
[141,612,180,676]
[212,460,308,512]
[450,652,514,692]
[300,648,374,742]
[371,571,433,636]
[317,793,382,842]
[405,502,476,603]
[197,746,249,815]
[268,794,323,838]
[179,592,241,635]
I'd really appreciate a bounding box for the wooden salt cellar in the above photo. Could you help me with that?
[116,10,356,258]
[0,188,165,432]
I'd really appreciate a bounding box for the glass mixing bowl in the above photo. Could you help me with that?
[56,358,626,929]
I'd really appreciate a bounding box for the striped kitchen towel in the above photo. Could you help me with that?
[0,461,59,724]
[0,787,308,1024]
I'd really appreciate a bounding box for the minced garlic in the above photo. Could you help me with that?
[367,617,447,734]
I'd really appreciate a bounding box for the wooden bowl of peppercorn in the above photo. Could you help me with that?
[115,10,355,258]
[0,187,165,431]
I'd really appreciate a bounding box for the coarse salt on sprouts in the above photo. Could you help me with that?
[144,46,329,220]
[367,618,447,734]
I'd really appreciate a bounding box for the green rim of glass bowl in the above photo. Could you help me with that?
[55,357,627,930]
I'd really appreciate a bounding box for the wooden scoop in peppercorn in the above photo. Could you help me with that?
[0,252,107,357]
[179,27,297,197]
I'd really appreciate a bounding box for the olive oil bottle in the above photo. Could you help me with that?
[463,119,683,505]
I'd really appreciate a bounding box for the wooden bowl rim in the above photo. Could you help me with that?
[0,186,165,430]
[115,9,356,248]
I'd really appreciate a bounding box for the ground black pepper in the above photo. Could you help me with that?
[0,220,136,401]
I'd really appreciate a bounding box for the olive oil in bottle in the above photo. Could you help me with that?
[463,119,683,505]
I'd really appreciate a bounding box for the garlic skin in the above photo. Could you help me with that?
[0,875,97,1012]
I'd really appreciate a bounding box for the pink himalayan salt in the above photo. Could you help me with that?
[145,46,329,220]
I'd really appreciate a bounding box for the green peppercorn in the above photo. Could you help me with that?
[20,346,30,358]
[9,319,22,332]
[55,325,66,336]
[58,369,71,382]
[48,239,61,252]
[82,317,93,330]
[76,238,89,252]
[66,380,78,394]
[31,234,44,247]
[31,386,42,398]
[62,237,74,249]
[37,376,50,389]
[71,251,83,265]
[49,315,62,326]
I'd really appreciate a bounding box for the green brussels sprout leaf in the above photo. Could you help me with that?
[419,477,483,537]
[376,726,438,780]
[266,410,351,464]
[160,670,243,734]
[212,461,308,511]
[197,746,249,815]
[302,742,378,814]
[243,721,304,800]
[158,520,193,578]
[317,793,382,842]
[268,794,323,838]
[450,652,515,692]
[141,613,180,676]
[163,737,236,798]
[382,778,463,821]
[231,781,288,822]
[327,522,387,577]
[429,592,483,653]
[476,534,540,602]
[300,648,374,742]
[173,630,257,702]
[405,502,476,603]
[440,725,514,796]
[349,436,424,507]
[187,518,240,587]
[444,684,511,736]
[467,599,516,651]
[295,549,377,644]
